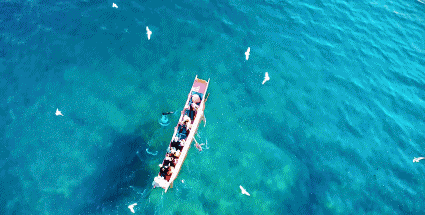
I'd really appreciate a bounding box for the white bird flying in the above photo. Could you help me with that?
[245,47,250,60]
[262,72,270,85]
[112,3,118,8]
[128,203,137,213]
[239,185,250,196]
[146,26,152,40]
[413,157,425,163]
[55,108,63,116]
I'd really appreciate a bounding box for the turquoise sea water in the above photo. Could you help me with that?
[1,0,425,214]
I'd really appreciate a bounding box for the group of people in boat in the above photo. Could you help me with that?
[158,136,184,178]
[157,92,203,181]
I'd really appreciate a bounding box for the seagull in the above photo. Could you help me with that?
[128,203,137,213]
[146,26,152,40]
[262,72,270,85]
[413,157,425,162]
[55,108,63,116]
[239,185,250,196]
[245,47,250,60]
[112,3,118,8]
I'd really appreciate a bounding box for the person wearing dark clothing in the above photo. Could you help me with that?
[171,138,181,149]
[159,167,168,178]
[178,123,189,140]
[185,93,202,120]
[175,139,185,151]
[163,159,173,167]
[187,102,197,120]
[163,155,175,167]
[167,166,174,176]
[173,150,181,158]
[177,123,185,132]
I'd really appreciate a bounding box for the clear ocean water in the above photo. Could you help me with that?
[1,0,424,214]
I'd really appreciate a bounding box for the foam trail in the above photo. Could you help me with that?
[146,148,158,156]
[136,151,144,162]
[173,109,180,116]
[205,139,209,149]
[154,192,165,215]
[129,186,151,198]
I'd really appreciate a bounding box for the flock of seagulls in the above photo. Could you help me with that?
[112,3,267,85]
[245,47,270,84]
[59,3,423,208]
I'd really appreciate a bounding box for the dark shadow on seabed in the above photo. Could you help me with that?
[0,146,31,215]
[72,131,152,214]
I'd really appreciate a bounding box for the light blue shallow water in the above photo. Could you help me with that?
[1,0,424,214]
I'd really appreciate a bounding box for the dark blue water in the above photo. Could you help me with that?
[1,0,425,214]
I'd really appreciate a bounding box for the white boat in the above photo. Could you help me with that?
[153,75,210,192]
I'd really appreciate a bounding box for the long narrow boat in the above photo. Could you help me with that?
[153,76,210,192]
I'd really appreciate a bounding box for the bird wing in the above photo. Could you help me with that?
[240,185,250,196]
[128,203,137,213]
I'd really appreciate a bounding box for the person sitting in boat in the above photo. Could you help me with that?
[179,128,189,140]
[185,93,202,120]
[169,146,181,158]
[171,137,182,150]
[169,153,179,164]
[177,127,188,140]
[170,146,181,155]
[185,102,197,120]
[191,93,202,105]
[183,115,192,126]
[170,147,177,153]
[177,116,191,139]
[159,167,168,178]
[173,149,181,158]
[163,154,175,167]
[167,166,174,176]
[177,139,186,150]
